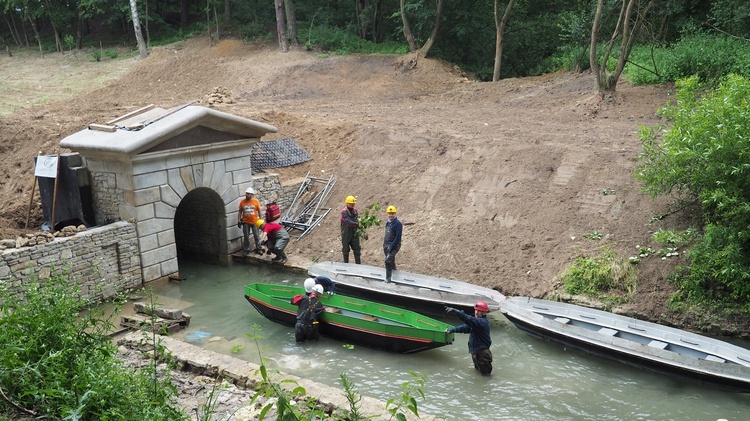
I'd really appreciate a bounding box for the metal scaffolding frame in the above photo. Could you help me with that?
[281,172,336,241]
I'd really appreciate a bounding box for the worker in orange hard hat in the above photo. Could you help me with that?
[445,301,493,375]
[340,195,361,264]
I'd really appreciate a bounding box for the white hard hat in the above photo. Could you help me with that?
[245,187,255,195]
[304,278,316,293]
[312,284,324,295]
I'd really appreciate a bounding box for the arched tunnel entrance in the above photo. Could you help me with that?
[174,187,227,262]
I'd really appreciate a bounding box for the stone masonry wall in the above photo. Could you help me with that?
[0,221,141,302]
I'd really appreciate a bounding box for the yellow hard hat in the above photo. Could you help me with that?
[386,205,397,213]
[256,219,265,228]
[345,195,356,204]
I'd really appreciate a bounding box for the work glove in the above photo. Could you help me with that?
[237,222,242,228]
[445,306,458,314]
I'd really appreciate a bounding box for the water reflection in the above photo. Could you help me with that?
[150,260,750,420]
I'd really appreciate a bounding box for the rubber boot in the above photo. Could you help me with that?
[354,254,361,264]
[385,268,392,283]
[278,250,287,264]
[343,253,349,263]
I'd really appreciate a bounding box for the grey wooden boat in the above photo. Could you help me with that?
[308,261,505,315]
[500,296,750,392]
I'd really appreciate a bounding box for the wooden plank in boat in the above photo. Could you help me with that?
[554,317,570,324]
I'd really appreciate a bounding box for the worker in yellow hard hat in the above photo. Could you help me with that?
[340,195,361,264]
[383,205,402,282]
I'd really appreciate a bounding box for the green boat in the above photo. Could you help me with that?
[244,283,455,353]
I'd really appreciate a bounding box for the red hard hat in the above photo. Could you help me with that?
[474,301,489,312]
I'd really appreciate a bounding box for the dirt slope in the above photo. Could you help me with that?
[0,37,712,329]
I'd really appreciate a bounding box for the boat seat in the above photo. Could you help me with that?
[554,317,570,324]
[325,307,341,314]
[598,327,618,336]
[705,355,726,363]
[648,340,668,350]
[362,315,378,322]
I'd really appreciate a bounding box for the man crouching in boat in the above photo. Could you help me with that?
[292,284,325,343]
[445,301,493,375]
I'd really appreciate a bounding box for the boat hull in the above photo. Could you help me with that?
[244,283,455,354]
[308,261,505,315]
[500,297,750,393]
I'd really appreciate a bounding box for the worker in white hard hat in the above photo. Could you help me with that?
[304,276,336,295]
[238,187,262,255]
[292,284,325,343]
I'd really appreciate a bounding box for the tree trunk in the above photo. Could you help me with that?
[26,15,43,57]
[180,0,189,28]
[129,0,149,59]
[492,0,516,82]
[284,0,298,46]
[274,0,288,52]
[224,0,232,24]
[418,0,443,58]
[591,0,654,93]
[400,0,417,52]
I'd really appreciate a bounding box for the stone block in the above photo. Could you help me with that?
[139,234,158,252]
[133,170,168,190]
[157,229,175,247]
[154,202,175,219]
[201,161,215,188]
[232,168,253,184]
[140,243,177,267]
[179,166,195,191]
[134,186,161,206]
[168,169,188,198]
[225,155,251,172]
[160,184,182,207]
[137,218,173,237]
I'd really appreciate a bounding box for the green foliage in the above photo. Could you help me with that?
[660,34,750,84]
[243,326,427,420]
[89,46,102,62]
[635,74,750,308]
[0,272,186,420]
[385,372,426,421]
[301,24,408,55]
[104,48,118,59]
[356,202,383,241]
[561,247,637,299]
[62,34,75,51]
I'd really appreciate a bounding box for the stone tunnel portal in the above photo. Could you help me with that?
[174,187,227,263]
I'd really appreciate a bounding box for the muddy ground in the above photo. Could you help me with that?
[0,37,743,334]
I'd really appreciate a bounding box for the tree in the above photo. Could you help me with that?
[399,0,444,58]
[284,0,298,46]
[128,0,148,58]
[590,0,655,93]
[493,0,516,82]
[274,0,288,52]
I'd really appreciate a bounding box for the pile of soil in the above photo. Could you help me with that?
[0,37,736,332]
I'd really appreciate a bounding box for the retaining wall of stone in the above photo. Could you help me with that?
[0,221,141,302]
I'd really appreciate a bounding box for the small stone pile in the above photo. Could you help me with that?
[0,225,88,250]
[204,86,233,105]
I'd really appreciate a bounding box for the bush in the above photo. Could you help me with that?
[561,247,637,299]
[636,74,750,309]
[660,34,750,84]
[0,273,186,420]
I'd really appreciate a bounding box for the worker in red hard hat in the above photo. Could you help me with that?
[445,301,493,375]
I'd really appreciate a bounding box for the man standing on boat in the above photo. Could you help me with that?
[293,284,325,342]
[445,301,493,375]
[304,276,336,295]
[383,205,402,283]
[341,195,361,264]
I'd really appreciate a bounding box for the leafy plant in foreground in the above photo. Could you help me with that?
[0,271,186,420]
